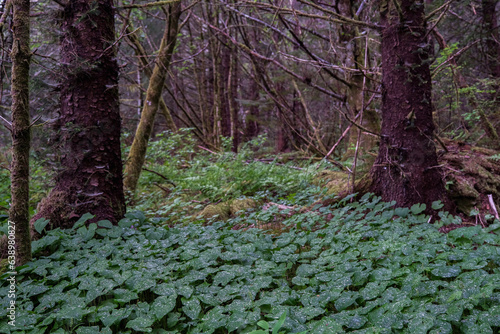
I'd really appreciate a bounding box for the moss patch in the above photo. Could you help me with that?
[197,198,259,221]
[229,198,258,215]
[313,170,350,195]
[197,203,231,220]
[0,257,8,276]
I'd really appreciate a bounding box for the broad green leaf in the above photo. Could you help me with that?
[76,327,101,334]
[257,320,270,330]
[182,297,201,320]
[126,316,154,332]
[34,218,50,234]
[431,266,461,278]
[411,203,426,215]
[347,314,367,329]
[114,289,139,303]
[97,220,113,228]
[213,270,236,286]
[432,201,444,210]
[72,213,95,230]
[152,295,177,320]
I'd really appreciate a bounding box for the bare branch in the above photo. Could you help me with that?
[295,0,381,30]
[0,115,12,132]
[193,13,346,101]
[142,167,176,187]
[51,0,68,7]
[117,0,180,10]
[431,40,480,77]
[426,0,456,21]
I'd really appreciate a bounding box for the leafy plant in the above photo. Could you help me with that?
[2,194,500,333]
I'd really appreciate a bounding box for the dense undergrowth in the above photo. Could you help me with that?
[1,132,500,333]
[1,195,500,333]
[131,131,319,222]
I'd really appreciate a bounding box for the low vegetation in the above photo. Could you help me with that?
[2,195,500,333]
[1,133,500,333]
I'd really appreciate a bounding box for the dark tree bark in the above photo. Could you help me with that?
[482,0,500,78]
[370,0,447,212]
[32,0,125,230]
[10,0,31,266]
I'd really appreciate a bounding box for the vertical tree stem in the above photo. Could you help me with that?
[10,0,31,266]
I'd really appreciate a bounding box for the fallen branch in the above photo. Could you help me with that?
[198,145,220,155]
[153,182,172,195]
[117,0,180,10]
[142,167,176,187]
[488,194,500,220]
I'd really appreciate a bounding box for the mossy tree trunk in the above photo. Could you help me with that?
[31,0,125,230]
[370,0,448,212]
[10,0,31,266]
[125,25,177,132]
[124,2,181,193]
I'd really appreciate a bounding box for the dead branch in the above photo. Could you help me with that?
[488,194,500,220]
[117,0,180,10]
[142,167,176,186]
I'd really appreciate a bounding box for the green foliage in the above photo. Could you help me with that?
[133,131,316,221]
[0,167,9,212]
[0,150,54,230]
[487,154,500,162]
[2,195,500,333]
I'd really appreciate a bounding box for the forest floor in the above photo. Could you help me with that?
[1,133,500,333]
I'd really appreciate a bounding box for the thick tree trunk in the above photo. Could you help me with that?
[124,2,181,193]
[10,0,31,266]
[32,0,125,230]
[370,0,447,211]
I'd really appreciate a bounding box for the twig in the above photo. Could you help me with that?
[295,0,381,30]
[424,1,451,39]
[28,115,42,128]
[351,35,370,195]
[488,194,500,220]
[153,182,172,194]
[117,0,180,10]
[322,123,353,162]
[426,0,456,21]
[431,40,480,77]
[198,145,219,155]
[142,167,176,186]
[0,115,12,132]
[435,135,449,152]
[334,105,381,138]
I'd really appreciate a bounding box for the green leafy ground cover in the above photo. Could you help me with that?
[2,194,500,333]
